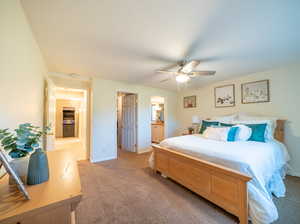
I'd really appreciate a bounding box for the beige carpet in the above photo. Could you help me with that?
[76,150,300,224]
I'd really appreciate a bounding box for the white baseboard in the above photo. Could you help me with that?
[91,155,116,163]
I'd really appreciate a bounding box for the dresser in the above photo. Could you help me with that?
[151,123,164,143]
[0,150,82,224]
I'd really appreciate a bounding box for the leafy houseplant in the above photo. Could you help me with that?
[0,123,50,183]
[188,127,194,134]
[0,123,50,158]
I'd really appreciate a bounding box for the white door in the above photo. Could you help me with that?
[117,95,123,148]
[44,78,56,151]
[121,94,137,152]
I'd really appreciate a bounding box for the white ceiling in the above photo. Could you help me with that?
[21,0,300,91]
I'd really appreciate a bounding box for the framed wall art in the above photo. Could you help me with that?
[183,96,196,108]
[0,150,30,200]
[214,84,235,108]
[0,162,6,179]
[241,80,270,104]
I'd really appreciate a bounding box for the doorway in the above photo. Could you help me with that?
[117,92,138,155]
[62,108,76,137]
[52,87,88,161]
[151,96,165,143]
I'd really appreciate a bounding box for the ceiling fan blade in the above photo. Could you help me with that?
[180,60,200,73]
[185,60,200,68]
[160,78,172,83]
[157,62,182,71]
[156,70,179,75]
[110,43,179,63]
[190,71,216,76]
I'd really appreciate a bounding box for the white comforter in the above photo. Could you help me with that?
[149,134,290,224]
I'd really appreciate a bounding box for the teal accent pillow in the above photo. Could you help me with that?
[227,127,239,142]
[199,120,219,134]
[246,123,267,142]
[220,122,234,127]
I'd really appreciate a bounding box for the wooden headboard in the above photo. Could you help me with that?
[274,120,285,143]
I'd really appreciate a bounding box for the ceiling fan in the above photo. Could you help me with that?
[156,60,216,83]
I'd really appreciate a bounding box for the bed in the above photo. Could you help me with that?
[150,120,289,224]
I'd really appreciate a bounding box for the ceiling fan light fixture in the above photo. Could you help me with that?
[175,74,190,83]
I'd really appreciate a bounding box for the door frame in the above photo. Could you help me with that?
[116,91,138,155]
[44,78,56,151]
[150,96,166,143]
[50,86,90,161]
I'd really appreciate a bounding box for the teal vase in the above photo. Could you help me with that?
[27,148,49,185]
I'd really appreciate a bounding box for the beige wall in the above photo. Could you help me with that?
[0,0,47,130]
[55,89,84,99]
[50,74,91,90]
[91,78,178,162]
[177,62,300,176]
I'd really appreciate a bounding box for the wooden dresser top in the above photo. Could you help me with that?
[0,150,82,222]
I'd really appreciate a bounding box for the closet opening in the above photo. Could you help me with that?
[151,96,165,143]
[117,92,138,156]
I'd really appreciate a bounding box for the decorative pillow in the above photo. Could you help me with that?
[220,123,240,141]
[199,120,219,134]
[203,127,219,140]
[233,124,252,141]
[227,127,239,142]
[203,126,230,141]
[220,122,234,127]
[236,113,278,138]
[236,119,275,140]
[245,123,267,142]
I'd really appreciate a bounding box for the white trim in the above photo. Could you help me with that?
[91,156,116,163]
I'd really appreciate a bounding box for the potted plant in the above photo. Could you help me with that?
[0,123,50,183]
[188,127,194,135]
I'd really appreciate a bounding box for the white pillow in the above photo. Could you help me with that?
[233,124,252,141]
[237,113,278,122]
[211,114,238,124]
[203,126,230,141]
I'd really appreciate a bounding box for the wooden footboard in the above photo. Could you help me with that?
[152,144,252,224]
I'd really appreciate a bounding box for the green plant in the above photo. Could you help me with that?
[0,123,51,158]
[188,127,194,132]
[187,126,194,134]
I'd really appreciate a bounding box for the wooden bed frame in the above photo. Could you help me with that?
[152,120,285,224]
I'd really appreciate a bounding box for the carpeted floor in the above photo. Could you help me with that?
[76,150,300,224]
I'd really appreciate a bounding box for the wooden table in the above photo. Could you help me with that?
[0,150,82,224]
